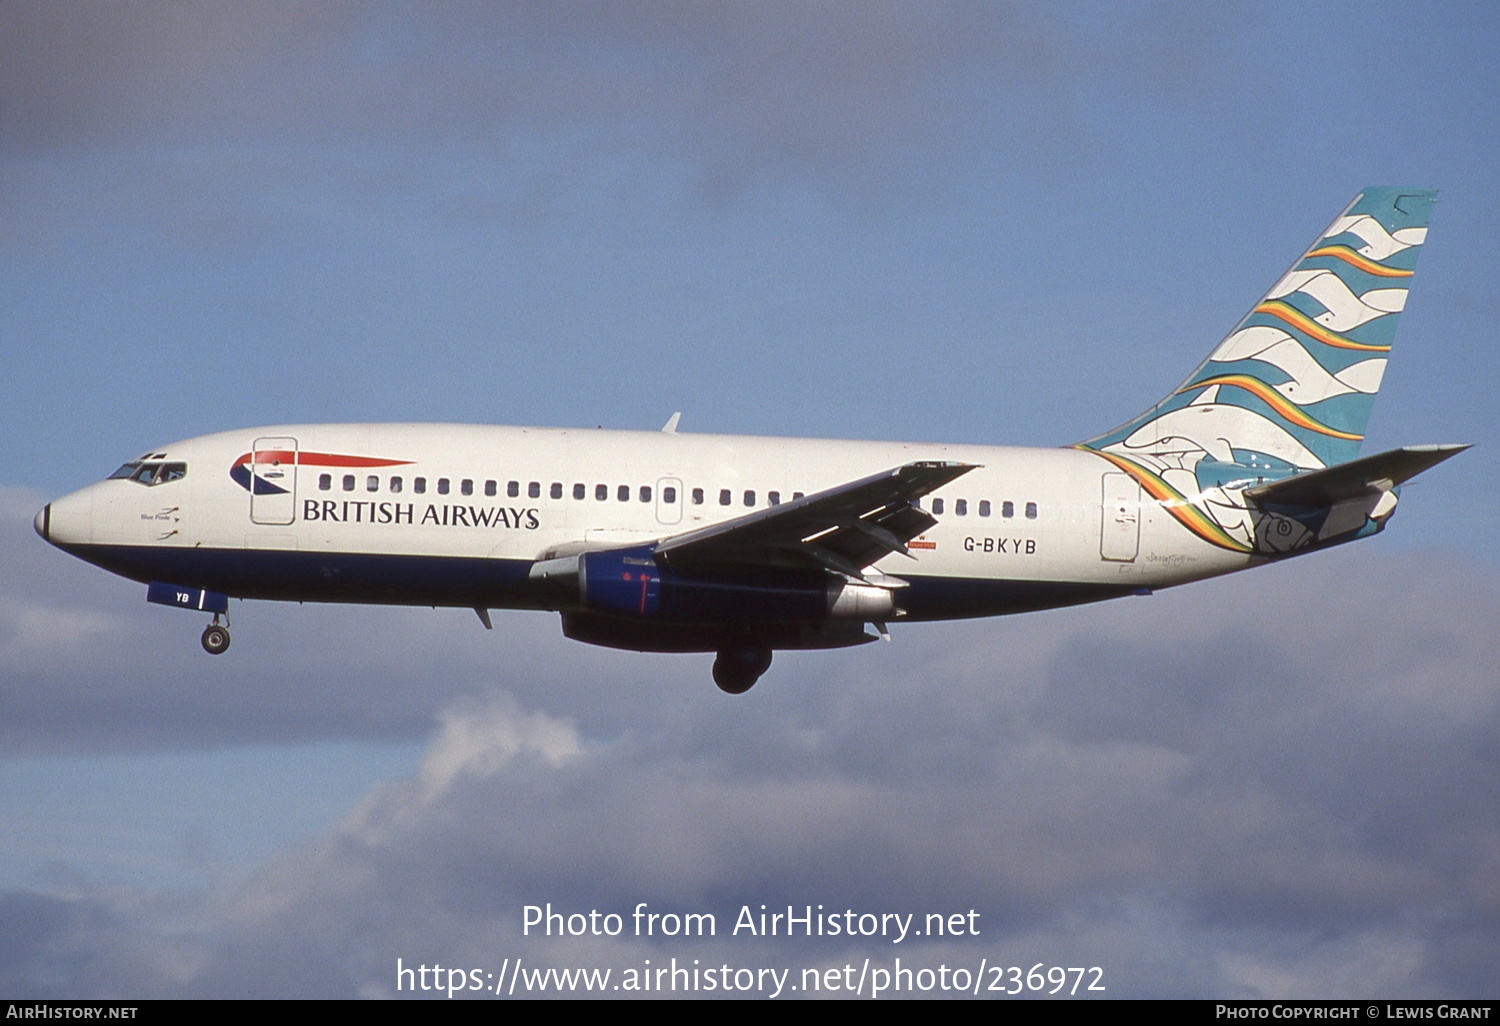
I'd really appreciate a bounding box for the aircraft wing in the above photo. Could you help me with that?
[655,461,977,578]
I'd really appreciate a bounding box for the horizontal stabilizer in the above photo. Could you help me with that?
[1245,444,1470,507]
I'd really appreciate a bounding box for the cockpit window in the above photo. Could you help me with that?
[109,461,187,486]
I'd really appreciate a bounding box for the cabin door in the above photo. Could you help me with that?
[249,436,299,525]
[1100,471,1141,562]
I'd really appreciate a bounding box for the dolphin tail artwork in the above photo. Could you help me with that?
[1078,187,1467,559]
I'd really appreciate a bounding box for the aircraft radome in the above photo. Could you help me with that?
[37,188,1467,693]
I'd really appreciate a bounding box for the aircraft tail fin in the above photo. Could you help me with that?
[1082,187,1437,473]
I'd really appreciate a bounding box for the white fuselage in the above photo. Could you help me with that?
[40,423,1253,623]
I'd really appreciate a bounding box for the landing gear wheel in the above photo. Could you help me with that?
[201,623,231,655]
[713,644,772,694]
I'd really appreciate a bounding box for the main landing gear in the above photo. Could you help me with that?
[201,614,231,655]
[712,642,772,695]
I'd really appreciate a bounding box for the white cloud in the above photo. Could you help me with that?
[415,694,582,800]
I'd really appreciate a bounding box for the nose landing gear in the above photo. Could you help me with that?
[201,615,231,655]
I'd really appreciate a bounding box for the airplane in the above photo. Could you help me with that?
[35,187,1467,693]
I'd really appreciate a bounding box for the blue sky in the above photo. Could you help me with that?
[3,1,1498,998]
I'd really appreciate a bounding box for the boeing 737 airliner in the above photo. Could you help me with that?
[36,188,1466,692]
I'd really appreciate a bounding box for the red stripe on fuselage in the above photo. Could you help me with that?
[231,451,414,469]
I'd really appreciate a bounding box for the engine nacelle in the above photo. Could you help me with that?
[579,546,662,617]
[577,546,895,624]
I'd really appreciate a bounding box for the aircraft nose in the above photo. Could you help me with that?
[40,489,93,547]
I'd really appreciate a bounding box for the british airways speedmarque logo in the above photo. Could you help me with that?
[228,450,412,494]
[230,449,542,531]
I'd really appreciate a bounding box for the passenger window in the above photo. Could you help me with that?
[618,484,630,502]
[528,482,540,499]
[343,474,356,492]
[391,476,403,493]
[438,478,450,495]
[550,482,562,500]
[1026,501,1038,519]
[1002,501,1013,518]
[596,484,608,501]
[743,490,755,506]
[484,480,496,497]
[461,479,473,496]
[573,483,585,500]
[319,473,332,491]
[367,475,379,492]
[979,500,990,517]
[414,477,427,494]
[719,489,731,506]
[793,492,804,501]
[932,498,944,515]
[663,486,676,504]
[640,485,651,502]
[768,491,780,506]
[692,487,704,505]
[508,481,519,498]
[956,499,968,516]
